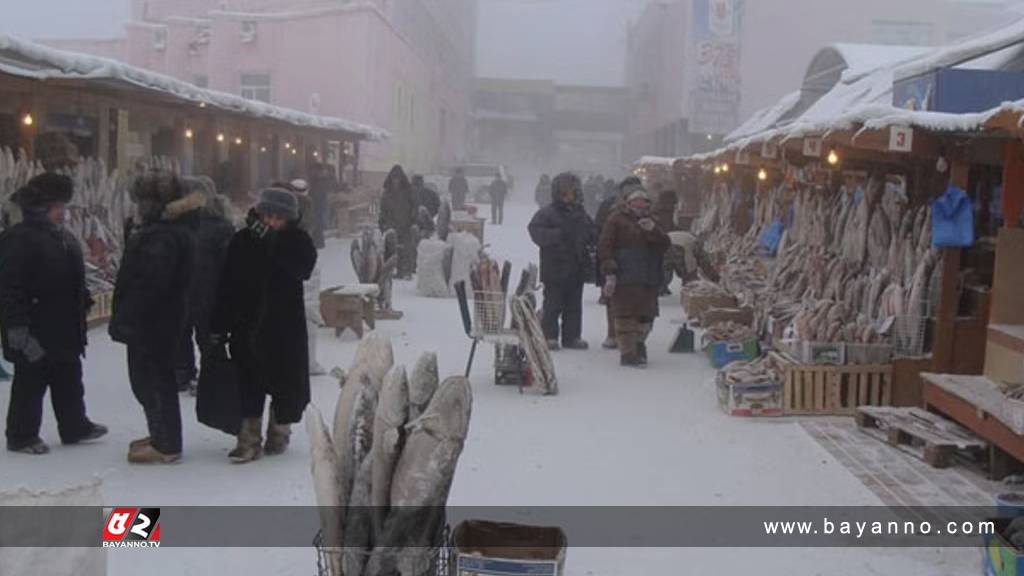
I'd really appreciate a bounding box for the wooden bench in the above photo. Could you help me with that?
[320,285,378,338]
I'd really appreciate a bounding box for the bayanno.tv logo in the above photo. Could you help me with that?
[102,508,161,548]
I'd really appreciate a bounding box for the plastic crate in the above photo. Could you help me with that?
[780,339,846,366]
[705,338,760,369]
[846,342,894,365]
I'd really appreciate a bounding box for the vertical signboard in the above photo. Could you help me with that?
[689,0,743,136]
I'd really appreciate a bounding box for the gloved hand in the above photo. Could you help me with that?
[602,275,617,300]
[7,326,45,363]
[638,218,656,232]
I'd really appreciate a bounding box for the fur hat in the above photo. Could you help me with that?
[256,187,299,220]
[626,188,651,203]
[12,173,74,211]
[132,170,185,222]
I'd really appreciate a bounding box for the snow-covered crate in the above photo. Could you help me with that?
[780,339,846,366]
[453,520,566,576]
[452,216,485,243]
[716,378,783,417]
[705,338,760,369]
[845,342,894,365]
[772,353,893,416]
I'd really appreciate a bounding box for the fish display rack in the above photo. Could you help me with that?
[314,525,451,576]
[771,352,893,416]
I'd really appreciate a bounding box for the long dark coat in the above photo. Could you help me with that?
[189,210,235,341]
[528,196,596,287]
[109,206,197,355]
[598,207,670,319]
[0,215,92,362]
[210,220,317,424]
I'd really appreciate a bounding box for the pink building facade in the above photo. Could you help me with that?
[50,0,477,177]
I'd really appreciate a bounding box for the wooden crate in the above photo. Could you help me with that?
[772,352,893,416]
[87,291,115,328]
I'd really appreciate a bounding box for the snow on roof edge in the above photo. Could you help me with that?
[0,33,389,142]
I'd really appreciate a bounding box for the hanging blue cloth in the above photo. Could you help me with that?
[758,219,785,256]
[932,185,974,248]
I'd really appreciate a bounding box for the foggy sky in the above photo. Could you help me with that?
[475,0,648,86]
[0,0,129,39]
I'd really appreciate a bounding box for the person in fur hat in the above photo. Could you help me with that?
[598,186,671,368]
[110,170,203,464]
[0,173,108,454]
[175,177,236,396]
[210,187,317,464]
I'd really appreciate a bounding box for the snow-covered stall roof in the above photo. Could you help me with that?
[707,17,1024,160]
[632,156,677,168]
[0,33,389,142]
[726,91,801,143]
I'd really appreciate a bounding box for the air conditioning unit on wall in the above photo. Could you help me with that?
[240,21,257,43]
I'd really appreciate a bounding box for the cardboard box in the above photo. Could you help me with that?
[983,518,1024,576]
[705,338,760,369]
[717,378,783,417]
[454,520,566,576]
[700,306,754,327]
[682,293,738,321]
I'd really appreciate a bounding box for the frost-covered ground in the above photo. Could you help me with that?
[0,201,978,575]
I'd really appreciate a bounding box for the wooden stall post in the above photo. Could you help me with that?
[932,156,969,374]
[1003,139,1024,228]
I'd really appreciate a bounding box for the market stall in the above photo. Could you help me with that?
[673,23,1024,479]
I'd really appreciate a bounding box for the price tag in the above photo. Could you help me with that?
[803,138,823,158]
[889,126,914,153]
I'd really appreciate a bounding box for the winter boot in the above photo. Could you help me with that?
[562,339,589,351]
[7,437,49,455]
[229,417,263,464]
[546,339,561,351]
[264,414,292,456]
[637,342,648,366]
[128,444,181,465]
[129,437,152,451]
[63,421,109,445]
[602,338,618,350]
[620,352,645,368]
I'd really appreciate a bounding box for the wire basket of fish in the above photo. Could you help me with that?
[314,525,451,576]
[471,290,509,338]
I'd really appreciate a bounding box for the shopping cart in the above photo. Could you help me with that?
[455,281,533,390]
[314,525,450,576]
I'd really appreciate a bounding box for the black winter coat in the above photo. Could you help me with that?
[210,224,317,424]
[380,184,417,235]
[0,216,92,362]
[449,176,469,209]
[110,216,196,355]
[528,199,596,287]
[189,212,235,340]
[414,184,441,217]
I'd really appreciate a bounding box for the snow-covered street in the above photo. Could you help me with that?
[0,201,981,575]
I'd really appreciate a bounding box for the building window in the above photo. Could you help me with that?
[871,20,932,46]
[241,73,272,103]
